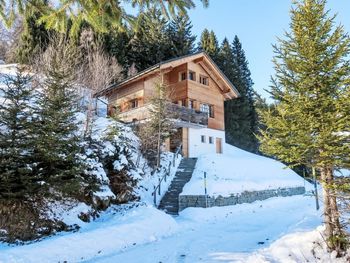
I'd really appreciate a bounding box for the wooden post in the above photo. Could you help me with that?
[312,167,320,210]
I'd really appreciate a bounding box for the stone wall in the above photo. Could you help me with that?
[178,186,305,212]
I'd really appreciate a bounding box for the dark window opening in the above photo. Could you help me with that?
[189,71,196,81]
[130,99,138,109]
[199,75,209,86]
[201,135,206,143]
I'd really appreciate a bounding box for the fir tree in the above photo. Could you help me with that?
[223,36,258,153]
[258,0,350,253]
[1,0,209,36]
[33,39,84,195]
[167,14,196,57]
[15,1,50,64]
[198,29,219,60]
[0,70,39,199]
[128,8,172,71]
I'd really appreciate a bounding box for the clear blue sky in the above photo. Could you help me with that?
[187,0,350,100]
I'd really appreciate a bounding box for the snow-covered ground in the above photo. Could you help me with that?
[182,144,311,197]
[1,195,336,263]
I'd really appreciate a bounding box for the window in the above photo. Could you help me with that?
[209,136,214,144]
[181,99,187,107]
[199,75,209,86]
[201,135,206,143]
[189,71,196,81]
[180,72,187,81]
[189,100,195,109]
[200,104,210,115]
[129,99,138,109]
[209,105,214,118]
[200,104,214,118]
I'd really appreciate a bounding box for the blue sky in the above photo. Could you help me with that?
[187,0,350,100]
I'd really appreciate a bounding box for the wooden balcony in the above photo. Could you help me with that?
[118,103,208,127]
[167,103,208,127]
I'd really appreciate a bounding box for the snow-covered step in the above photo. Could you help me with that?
[158,158,197,215]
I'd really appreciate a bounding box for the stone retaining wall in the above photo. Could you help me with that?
[178,186,305,212]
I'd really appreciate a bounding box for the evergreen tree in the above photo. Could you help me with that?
[167,14,196,57]
[1,0,209,36]
[223,36,258,153]
[0,70,39,199]
[128,8,172,71]
[15,1,50,64]
[198,29,219,60]
[258,0,350,253]
[101,29,130,74]
[33,39,84,195]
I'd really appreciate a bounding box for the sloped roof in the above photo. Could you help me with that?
[95,52,240,98]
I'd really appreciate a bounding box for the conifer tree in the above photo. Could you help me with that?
[167,14,196,57]
[128,8,172,71]
[15,1,50,64]
[33,38,84,195]
[1,0,209,36]
[0,70,39,199]
[198,29,219,60]
[258,0,350,253]
[223,36,258,153]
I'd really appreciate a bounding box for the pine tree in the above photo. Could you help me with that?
[198,29,219,60]
[0,70,40,199]
[223,36,258,153]
[258,0,350,253]
[167,14,196,57]
[15,1,50,64]
[1,0,209,36]
[128,8,172,71]
[33,39,84,195]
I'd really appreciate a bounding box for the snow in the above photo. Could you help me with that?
[0,205,178,263]
[1,195,328,263]
[182,144,311,197]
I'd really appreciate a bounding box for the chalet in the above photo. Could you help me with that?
[96,52,240,157]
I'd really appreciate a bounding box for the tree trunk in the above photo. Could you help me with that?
[320,166,343,254]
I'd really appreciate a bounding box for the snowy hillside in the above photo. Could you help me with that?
[182,143,311,197]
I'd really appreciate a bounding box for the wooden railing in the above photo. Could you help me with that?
[152,144,182,206]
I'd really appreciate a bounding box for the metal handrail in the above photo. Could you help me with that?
[152,144,182,206]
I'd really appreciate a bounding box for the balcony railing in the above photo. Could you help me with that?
[118,102,208,127]
[167,103,208,126]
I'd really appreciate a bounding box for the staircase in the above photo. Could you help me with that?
[158,158,197,215]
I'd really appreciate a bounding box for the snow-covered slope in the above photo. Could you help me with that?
[182,144,311,196]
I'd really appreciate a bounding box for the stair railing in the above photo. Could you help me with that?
[152,144,182,206]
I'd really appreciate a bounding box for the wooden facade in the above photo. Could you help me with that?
[97,52,239,156]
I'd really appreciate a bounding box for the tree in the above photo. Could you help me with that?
[0,70,39,199]
[198,29,219,60]
[167,14,196,57]
[78,33,123,138]
[128,8,172,72]
[137,82,174,168]
[33,37,85,195]
[1,0,209,36]
[223,36,258,153]
[258,0,350,254]
[14,1,50,64]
